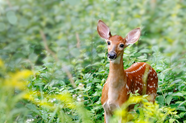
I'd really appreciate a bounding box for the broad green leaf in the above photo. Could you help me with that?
[166,95,172,105]
[6,11,17,25]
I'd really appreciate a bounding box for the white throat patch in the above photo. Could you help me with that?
[110,55,121,64]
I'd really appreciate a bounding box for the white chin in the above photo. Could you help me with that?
[108,55,121,64]
[109,58,116,61]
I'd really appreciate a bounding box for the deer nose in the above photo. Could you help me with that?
[108,51,117,59]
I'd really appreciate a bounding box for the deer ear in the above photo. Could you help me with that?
[97,20,111,40]
[125,28,141,45]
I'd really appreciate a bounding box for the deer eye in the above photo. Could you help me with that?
[120,44,124,48]
[107,41,111,45]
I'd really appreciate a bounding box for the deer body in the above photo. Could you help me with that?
[97,20,158,123]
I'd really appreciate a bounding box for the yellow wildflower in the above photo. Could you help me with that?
[0,59,4,67]
[55,92,76,109]
[4,70,32,90]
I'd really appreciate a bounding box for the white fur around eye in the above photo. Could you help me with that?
[105,40,111,43]
[106,40,112,47]
[118,43,124,50]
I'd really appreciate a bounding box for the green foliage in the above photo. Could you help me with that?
[113,95,177,123]
[0,60,93,123]
[0,0,186,122]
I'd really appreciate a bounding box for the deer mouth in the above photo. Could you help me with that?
[108,54,121,64]
[107,51,117,60]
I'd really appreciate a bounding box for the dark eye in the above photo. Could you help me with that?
[107,41,111,45]
[120,44,124,48]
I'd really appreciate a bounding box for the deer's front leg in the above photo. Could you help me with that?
[103,101,120,123]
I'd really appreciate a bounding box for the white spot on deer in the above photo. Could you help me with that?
[148,85,154,88]
[126,85,129,89]
[155,75,158,79]
[148,69,152,74]
[127,63,146,73]
[137,87,140,90]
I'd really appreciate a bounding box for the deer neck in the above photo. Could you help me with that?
[108,54,126,89]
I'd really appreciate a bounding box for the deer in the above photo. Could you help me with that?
[97,20,158,123]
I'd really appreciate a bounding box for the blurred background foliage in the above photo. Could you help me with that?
[0,0,186,122]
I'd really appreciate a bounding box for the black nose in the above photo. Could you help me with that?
[108,51,117,59]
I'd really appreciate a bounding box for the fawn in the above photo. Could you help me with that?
[97,20,158,123]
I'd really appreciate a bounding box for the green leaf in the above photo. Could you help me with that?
[70,48,80,57]
[172,92,183,97]
[166,95,172,105]
[0,22,6,32]
[29,53,38,63]
[139,49,150,53]
[178,112,186,118]
[92,78,100,83]
[169,119,176,123]
[6,11,17,25]
[177,106,186,111]
[26,103,40,114]
[98,53,105,58]
[156,95,164,105]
